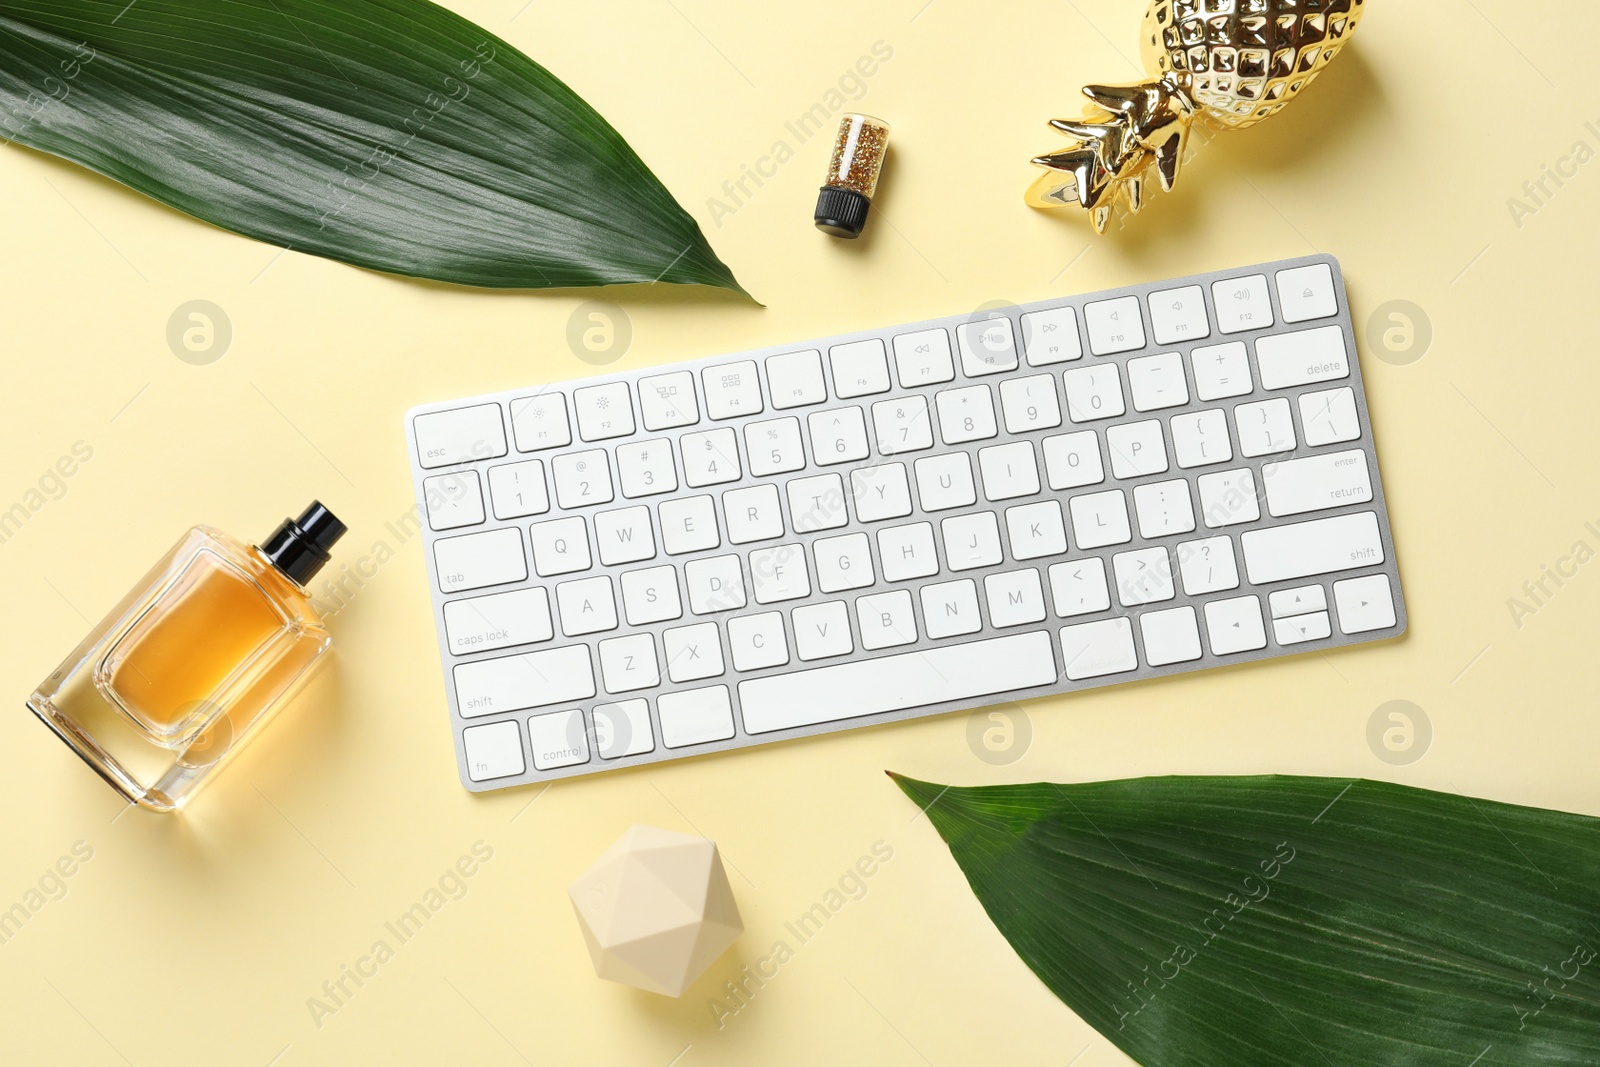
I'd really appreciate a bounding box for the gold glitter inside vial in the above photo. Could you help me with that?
[826,115,889,198]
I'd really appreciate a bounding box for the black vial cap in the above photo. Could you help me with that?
[258,502,346,586]
[815,186,872,239]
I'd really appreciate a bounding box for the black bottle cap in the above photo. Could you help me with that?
[258,502,346,586]
[815,186,872,239]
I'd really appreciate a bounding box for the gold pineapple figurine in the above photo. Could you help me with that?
[1027,0,1367,232]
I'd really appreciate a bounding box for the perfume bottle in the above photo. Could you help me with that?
[28,503,346,812]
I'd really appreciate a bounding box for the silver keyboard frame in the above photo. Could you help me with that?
[406,254,1406,793]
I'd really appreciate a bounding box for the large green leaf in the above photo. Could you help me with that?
[891,773,1600,1066]
[0,0,746,294]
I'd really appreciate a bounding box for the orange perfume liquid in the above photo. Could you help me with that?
[28,504,345,811]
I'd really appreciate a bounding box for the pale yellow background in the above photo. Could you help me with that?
[3,1,1598,1064]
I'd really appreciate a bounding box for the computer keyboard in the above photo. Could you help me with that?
[405,254,1405,792]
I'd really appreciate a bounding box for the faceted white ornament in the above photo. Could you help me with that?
[568,824,744,996]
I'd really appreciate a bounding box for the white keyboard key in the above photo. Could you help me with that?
[914,452,977,512]
[1000,375,1063,433]
[1113,547,1175,606]
[444,587,553,655]
[573,382,635,442]
[663,623,724,682]
[681,427,741,487]
[1274,612,1332,645]
[922,579,982,638]
[1006,500,1068,561]
[1263,449,1373,518]
[793,600,854,660]
[892,329,956,387]
[552,449,615,508]
[1107,420,1168,479]
[985,569,1047,627]
[750,545,810,603]
[702,361,764,420]
[978,442,1041,502]
[658,685,735,748]
[1236,398,1296,458]
[488,460,551,519]
[856,590,918,650]
[1149,285,1211,346]
[509,394,571,453]
[723,484,785,544]
[424,471,485,530]
[527,710,589,770]
[852,464,914,522]
[686,554,745,614]
[1133,479,1196,538]
[659,495,720,555]
[1299,387,1361,447]
[942,512,1004,571]
[555,575,618,636]
[1333,574,1397,634]
[620,566,683,625]
[462,720,525,781]
[808,407,871,465]
[872,396,935,455]
[1171,409,1232,469]
[435,527,527,592]
[1060,618,1138,679]
[878,522,939,581]
[1140,606,1203,666]
[1177,536,1240,595]
[1127,352,1190,412]
[593,506,655,566]
[637,372,699,431]
[787,473,850,532]
[594,700,655,759]
[1256,325,1350,390]
[1070,490,1131,549]
[958,317,1019,377]
[1049,558,1111,618]
[1276,262,1338,324]
[729,612,789,671]
[599,632,660,693]
[615,439,678,498]
[936,386,999,444]
[528,516,591,576]
[454,645,594,717]
[1190,341,1253,401]
[830,339,892,398]
[740,632,1057,734]
[766,350,828,409]
[1084,296,1146,355]
[415,403,507,468]
[814,532,875,593]
[1205,596,1267,655]
[1241,512,1384,585]
[1021,306,1083,366]
[1213,274,1273,334]
[1043,431,1105,490]
[1269,584,1327,619]
[745,417,806,476]
[1063,365,1126,422]
[1198,469,1261,528]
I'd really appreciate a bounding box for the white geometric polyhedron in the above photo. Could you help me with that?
[568,825,744,997]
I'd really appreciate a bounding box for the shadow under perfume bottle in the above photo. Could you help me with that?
[28,503,346,812]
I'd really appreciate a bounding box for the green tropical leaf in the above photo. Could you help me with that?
[0,0,747,294]
[891,773,1600,1066]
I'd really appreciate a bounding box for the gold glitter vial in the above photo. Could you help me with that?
[815,114,890,239]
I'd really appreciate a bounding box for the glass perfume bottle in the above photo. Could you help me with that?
[28,503,346,812]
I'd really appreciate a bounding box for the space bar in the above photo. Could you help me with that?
[738,632,1058,735]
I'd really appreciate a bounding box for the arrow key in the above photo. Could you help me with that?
[1269,584,1328,620]
[1204,595,1267,655]
[1273,611,1332,646]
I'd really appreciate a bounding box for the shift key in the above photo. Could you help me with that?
[1241,512,1384,584]
[454,645,595,717]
